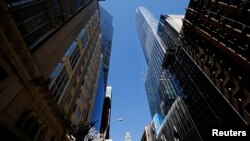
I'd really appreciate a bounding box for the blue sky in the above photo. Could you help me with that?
[100,0,188,140]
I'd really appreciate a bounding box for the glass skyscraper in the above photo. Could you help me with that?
[157,14,185,116]
[136,7,164,117]
[100,6,114,90]
[135,7,182,117]
[91,5,113,135]
[98,6,114,138]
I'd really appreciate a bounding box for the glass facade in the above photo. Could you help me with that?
[48,62,69,102]
[100,6,113,90]
[157,15,185,115]
[65,41,81,69]
[91,68,105,132]
[135,7,181,117]
[89,6,114,134]
[78,28,89,48]
[152,113,163,135]
[136,7,163,117]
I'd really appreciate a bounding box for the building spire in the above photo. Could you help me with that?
[124,132,131,141]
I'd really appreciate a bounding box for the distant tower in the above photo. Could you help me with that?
[100,86,113,139]
[124,132,132,141]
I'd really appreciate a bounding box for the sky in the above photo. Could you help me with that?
[100,1,189,141]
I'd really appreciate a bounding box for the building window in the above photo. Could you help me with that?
[69,49,80,69]
[15,110,44,141]
[10,1,52,48]
[5,0,36,7]
[48,62,69,102]
[65,41,81,69]
[48,62,62,83]
[10,1,46,21]
[78,28,89,48]
[24,22,52,48]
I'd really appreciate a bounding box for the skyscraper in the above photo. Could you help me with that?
[158,0,249,140]
[124,132,132,141]
[100,86,113,139]
[100,6,114,90]
[135,7,167,117]
[157,14,184,116]
[177,0,249,124]
[91,68,105,132]
[91,5,113,134]
[140,124,156,141]
[135,7,183,117]
[0,0,107,140]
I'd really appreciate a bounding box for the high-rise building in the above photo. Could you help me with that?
[178,0,249,123]
[140,124,156,141]
[157,14,184,116]
[100,86,112,139]
[135,7,184,117]
[91,69,105,132]
[136,7,168,117]
[124,132,132,141]
[91,5,113,134]
[0,0,106,140]
[100,6,113,90]
[158,0,249,140]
